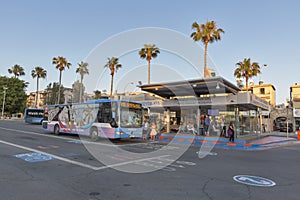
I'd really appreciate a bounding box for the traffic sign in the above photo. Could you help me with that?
[233,175,276,187]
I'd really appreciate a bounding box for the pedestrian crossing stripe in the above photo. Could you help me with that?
[196,151,218,156]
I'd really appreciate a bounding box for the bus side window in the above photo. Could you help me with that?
[96,110,102,123]
[96,103,110,123]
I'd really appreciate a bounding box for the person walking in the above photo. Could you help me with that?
[228,122,235,142]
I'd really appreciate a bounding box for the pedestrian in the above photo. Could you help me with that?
[199,119,205,135]
[178,121,185,134]
[220,125,226,137]
[228,122,235,142]
[204,115,210,136]
[142,118,149,140]
[150,122,157,140]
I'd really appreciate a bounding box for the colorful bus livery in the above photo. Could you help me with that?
[43,99,143,139]
[24,108,44,124]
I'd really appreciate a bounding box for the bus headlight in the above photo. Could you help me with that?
[116,131,123,135]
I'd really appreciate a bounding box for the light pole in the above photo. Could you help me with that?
[286,100,292,138]
[259,64,267,83]
[124,82,134,93]
[1,87,8,119]
[287,106,289,138]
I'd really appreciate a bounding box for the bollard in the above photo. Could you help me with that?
[298,130,300,141]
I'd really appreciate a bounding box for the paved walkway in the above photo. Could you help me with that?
[155,132,300,150]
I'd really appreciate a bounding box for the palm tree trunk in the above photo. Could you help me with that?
[79,76,83,103]
[57,70,62,104]
[148,59,151,84]
[204,42,208,78]
[245,76,249,91]
[35,77,39,108]
[110,73,114,98]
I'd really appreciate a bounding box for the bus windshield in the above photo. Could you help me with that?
[120,107,143,128]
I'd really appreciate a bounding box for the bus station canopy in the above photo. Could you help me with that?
[139,76,241,99]
[138,76,270,111]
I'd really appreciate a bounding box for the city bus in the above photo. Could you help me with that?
[42,99,143,139]
[24,108,44,124]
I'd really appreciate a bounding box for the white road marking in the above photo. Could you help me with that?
[0,139,99,170]
[0,138,170,171]
[93,155,170,170]
[0,126,162,148]
[0,126,116,147]
[118,141,159,146]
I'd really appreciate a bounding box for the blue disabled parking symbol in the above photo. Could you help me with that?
[14,152,54,163]
[233,175,276,187]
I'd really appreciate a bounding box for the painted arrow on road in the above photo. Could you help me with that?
[233,175,276,187]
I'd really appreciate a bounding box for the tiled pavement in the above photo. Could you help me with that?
[155,133,300,150]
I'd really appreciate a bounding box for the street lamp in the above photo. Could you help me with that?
[124,82,134,93]
[259,64,267,83]
[286,99,292,138]
[1,87,8,119]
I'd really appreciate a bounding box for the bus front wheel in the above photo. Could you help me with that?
[90,127,98,141]
[54,124,60,135]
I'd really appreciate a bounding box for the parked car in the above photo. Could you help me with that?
[280,123,293,132]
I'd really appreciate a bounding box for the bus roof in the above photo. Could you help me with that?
[45,99,141,107]
[25,108,44,110]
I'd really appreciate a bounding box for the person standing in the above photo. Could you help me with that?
[228,122,235,142]
[220,125,226,137]
[142,118,149,140]
[150,122,157,140]
[204,115,210,136]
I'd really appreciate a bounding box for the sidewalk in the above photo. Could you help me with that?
[155,131,300,150]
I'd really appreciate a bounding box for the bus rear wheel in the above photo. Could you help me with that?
[54,124,60,135]
[90,127,98,141]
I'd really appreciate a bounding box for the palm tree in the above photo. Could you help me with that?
[76,61,89,103]
[94,90,101,99]
[31,67,47,108]
[104,57,122,98]
[8,64,25,78]
[139,44,160,84]
[52,56,72,104]
[190,20,224,78]
[234,58,261,91]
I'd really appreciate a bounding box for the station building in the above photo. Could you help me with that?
[137,76,270,137]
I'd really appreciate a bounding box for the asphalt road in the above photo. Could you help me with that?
[1,120,300,200]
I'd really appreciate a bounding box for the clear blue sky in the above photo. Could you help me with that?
[0,0,299,104]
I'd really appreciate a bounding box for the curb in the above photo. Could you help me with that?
[154,134,299,150]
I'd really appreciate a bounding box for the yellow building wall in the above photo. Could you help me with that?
[26,92,47,108]
[291,84,300,108]
[252,84,276,107]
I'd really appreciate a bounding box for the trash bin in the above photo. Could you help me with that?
[298,130,300,141]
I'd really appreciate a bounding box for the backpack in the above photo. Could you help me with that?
[227,128,233,136]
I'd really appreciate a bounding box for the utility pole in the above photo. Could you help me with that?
[1,87,8,119]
